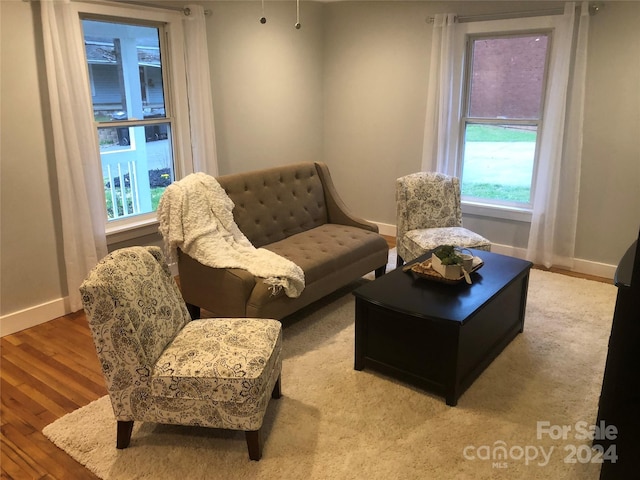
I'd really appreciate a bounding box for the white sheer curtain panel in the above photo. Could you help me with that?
[40,0,108,312]
[183,5,219,176]
[421,13,458,175]
[526,2,590,268]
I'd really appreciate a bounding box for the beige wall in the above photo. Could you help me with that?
[577,2,640,263]
[205,1,325,174]
[323,1,431,226]
[1,1,66,315]
[1,0,639,329]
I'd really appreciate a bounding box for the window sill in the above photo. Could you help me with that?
[105,215,160,245]
[462,201,532,223]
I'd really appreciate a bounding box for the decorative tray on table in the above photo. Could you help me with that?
[403,256,484,285]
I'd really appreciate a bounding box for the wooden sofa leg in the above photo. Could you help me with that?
[375,265,386,278]
[272,374,282,399]
[396,255,404,268]
[186,303,201,320]
[116,420,134,449]
[246,429,263,461]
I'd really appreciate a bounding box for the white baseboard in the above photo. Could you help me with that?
[1,297,71,337]
[1,264,180,338]
[482,243,616,280]
[488,243,529,259]
[375,222,397,238]
[566,258,616,280]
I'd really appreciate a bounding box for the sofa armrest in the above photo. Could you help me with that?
[314,162,379,233]
[177,250,256,317]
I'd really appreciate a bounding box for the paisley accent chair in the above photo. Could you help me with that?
[396,172,491,267]
[80,246,282,461]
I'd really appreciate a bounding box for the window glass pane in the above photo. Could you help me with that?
[468,35,548,119]
[461,124,536,203]
[82,20,165,122]
[99,124,174,220]
[83,17,174,223]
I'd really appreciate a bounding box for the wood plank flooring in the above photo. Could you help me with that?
[1,236,611,479]
[1,311,105,479]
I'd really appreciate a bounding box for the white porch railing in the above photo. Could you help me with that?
[101,130,152,220]
[105,161,141,219]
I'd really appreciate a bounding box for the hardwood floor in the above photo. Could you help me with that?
[1,311,105,479]
[0,236,610,479]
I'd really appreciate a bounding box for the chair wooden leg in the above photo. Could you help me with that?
[116,420,134,449]
[245,429,263,461]
[375,265,386,278]
[272,374,282,399]
[396,254,404,268]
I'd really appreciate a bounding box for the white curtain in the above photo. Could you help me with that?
[421,13,457,174]
[526,2,590,268]
[40,0,108,312]
[183,5,219,176]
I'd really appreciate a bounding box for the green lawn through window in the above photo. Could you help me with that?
[465,124,537,142]
[463,124,536,203]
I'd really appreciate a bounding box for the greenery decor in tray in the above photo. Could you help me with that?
[432,245,463,266]
[404,245,483,284]
[431,245,476,281]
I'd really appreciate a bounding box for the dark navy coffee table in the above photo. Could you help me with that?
[353,249,532,406]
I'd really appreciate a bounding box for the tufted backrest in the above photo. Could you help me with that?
[80,246,191,419]
[396,172,463,241]
[217,162,328,248]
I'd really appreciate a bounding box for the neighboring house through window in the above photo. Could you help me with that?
[82,17,177,224]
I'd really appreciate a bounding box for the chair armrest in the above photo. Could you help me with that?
[177,250,257,317]
[314,162,379,233]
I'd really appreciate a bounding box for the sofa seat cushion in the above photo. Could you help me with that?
[263,224,388,284]
[151,318,282,404]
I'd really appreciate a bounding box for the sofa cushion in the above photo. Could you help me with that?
[263,224,388,284]
[217,163,329,248]
[151,318,282,404]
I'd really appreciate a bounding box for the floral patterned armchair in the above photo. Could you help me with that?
[79,246,282,460]
[396,172,491,267]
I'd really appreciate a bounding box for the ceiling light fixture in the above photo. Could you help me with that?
[259,0,301,29]
[260,0,266,24]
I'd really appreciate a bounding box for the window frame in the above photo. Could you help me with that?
[71,2,193,243]
[452,15,564,222]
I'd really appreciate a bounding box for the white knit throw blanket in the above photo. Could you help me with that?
[157,173,305,298]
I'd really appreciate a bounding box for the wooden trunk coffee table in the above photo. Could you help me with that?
[353,249,532,406]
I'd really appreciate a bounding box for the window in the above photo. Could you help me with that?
[460,34,550,207]
[82,18,175,222]
[67,1,194,240]
[450,15,564,221]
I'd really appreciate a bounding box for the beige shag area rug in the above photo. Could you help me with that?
[44,261,617,480]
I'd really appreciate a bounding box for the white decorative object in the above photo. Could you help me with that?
[431,254,462,280]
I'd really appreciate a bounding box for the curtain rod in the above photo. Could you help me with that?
[427,2,603,24]
[23,0,211,15]
[114,1,211,16]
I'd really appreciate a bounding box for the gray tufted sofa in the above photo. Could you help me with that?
[178,162,389,320]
